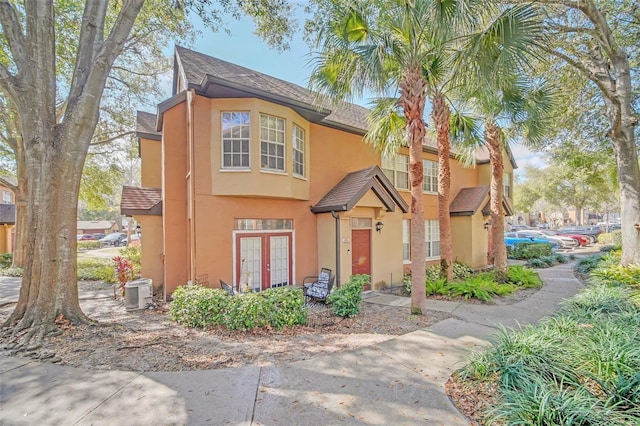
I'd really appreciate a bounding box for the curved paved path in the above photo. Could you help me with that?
[0,263,583,425]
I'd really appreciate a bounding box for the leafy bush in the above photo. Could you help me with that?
[77,258,115,282]
[539,255,556,267]
[77,241,102,250]
[611,229,622,247]
[425,264,441,282]
[121,245,141,274]
[327,275,366,317]
[574,254,604,274]
[170,285,306,330]
[453,261,473,280]
[448,273,516,301]
[598,233,613,244]
[425,278,449,296]
[507,266,541,288]
[526,258,546,269]
[590,263,640,287]
[0,253,12,268]
[511,242,553,260]
[554,253,569,264]
[1,267,23,277]
[403,274,412,293]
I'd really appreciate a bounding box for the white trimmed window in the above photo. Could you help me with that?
[402,219,410,262]
[503,173,512,199]
[292,125,305,177]
[425,220,440,258]
[2,191,12,204]
[260,114,285,172]
[382,154,409,190]
[423,160,438,193]
[222,112,250,168]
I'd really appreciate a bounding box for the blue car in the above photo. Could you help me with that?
[504,235,558,249]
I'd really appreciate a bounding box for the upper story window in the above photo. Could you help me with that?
[222,112,250,169]
[260,114,285,172]
[2,191,12,204]
[292,125,305,177]
[503,172,512,199]
[382,154,409,190]
[423,160,438,193]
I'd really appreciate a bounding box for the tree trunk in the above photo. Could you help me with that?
[400,69,427,315]
[485,122,508,282]
[432,92,453,281]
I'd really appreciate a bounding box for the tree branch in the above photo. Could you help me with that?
[0,63,20,104]
[90,131,134,146]
[0,1,27,74]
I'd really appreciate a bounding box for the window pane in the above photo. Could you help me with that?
[222,112,250,169]
[351,218,372,228]
[260,114,285,171]
[402,219,410,261]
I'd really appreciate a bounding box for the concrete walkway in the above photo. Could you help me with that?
[0,263,583,425]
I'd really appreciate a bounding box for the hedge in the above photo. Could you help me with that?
[510,242,553,260]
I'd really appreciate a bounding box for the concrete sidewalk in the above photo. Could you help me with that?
[0,263,583,425]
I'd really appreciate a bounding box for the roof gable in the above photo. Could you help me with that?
[121,186,162,216]
[450,185,513,217]
[136,111,161,141]
[311,166,409,214]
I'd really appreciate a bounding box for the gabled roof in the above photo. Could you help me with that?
[450,186,490,216]
[121,186,162,216]
[450,185,513,217]
[136,111,161,141]
[0,204,15,225]
[172,46,370,135]
[311,166,409,214]
[77,220,115,230]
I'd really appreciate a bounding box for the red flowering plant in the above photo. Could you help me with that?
[112,256,135,298]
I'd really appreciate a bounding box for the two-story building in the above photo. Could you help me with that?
[122,46,514,299]
[0,179,16,254]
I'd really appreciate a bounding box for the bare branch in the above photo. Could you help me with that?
[90,131,134,146]
[111,66,164,78]
[0,63,20,103]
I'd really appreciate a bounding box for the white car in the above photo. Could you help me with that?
[511,231,578,249]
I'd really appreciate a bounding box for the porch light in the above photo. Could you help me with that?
[484,221,491,230]
[136,224,141,235]
[375,221,384,233]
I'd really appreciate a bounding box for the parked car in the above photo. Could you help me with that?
[93,233,105,240]
[557,226,603,244]
[512,230,578,249]
[541,229,590,246]
[99,232,126,246]
[509,224,534,232]
[76,234,97,241]
[504,233,558,249]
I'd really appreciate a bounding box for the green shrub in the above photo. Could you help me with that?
[0,253,12,268]
[1,267,23,277]
[591,263,640,287]
[425,278,449,296]
[598,233,613,244]
[121,245,142,275]
[403,274,412,294]
[554,253,569,264]
[611,229,622,247]
[453,261,473,280]
[526,258,546,269]
[425,264,441,282]
[507,266,542,288]
[538,255,556,267]
[448,273,516,301]
[170,285,307,330]
[511,242,553,260]
[574,255,604,274]
[327,275,366,318]
[77,258,115,282]
[77,241,102,250]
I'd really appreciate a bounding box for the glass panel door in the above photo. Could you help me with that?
[239,236,262,292]
[269,235,289,288]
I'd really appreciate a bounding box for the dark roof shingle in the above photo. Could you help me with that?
[136,111,161,140]
[450,186,490,216]
[312,166,408,214]
[0,204,15,224]
[121,186,162,216]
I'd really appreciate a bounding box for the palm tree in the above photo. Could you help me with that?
[308,0,493,312]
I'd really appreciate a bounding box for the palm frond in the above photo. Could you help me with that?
[364,97,407,156]
[450,111,483,166]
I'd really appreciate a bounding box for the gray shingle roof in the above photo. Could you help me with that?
[450,186,490,216]
[311,166,408,214]
[0,204,15,224]
[175,46,370,134]
[136,111,161,140]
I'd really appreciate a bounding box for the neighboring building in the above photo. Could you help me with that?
[0,179,16,254]
[77,220,118,235]
[122,46,516,299]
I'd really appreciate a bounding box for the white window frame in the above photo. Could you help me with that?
[425,220,440,259]
[221,112,250,169]
[402,219,410,263]
[503,173,512,199]
[423,160,438,193]
[382,154,409,190]
[1,191,11,204]
[260,114,286,173]
[292,124,305,178]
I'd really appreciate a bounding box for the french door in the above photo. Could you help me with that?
[235,232,292,291]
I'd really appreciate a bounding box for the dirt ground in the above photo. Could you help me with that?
[0,287,451,372]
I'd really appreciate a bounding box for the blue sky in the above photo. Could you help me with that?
[167,10,544,174]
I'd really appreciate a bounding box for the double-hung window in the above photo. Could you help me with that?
[425,220,440,258]
[503,173,512,199]
[260,114,285,172]
[402,219,410,262]
[2,191,11,204]
[222,112,250,169]
[382,154,409,190]
[292,125,305,177]
[423,160,438,193]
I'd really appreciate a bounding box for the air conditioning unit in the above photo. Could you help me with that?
[124,278,153,311]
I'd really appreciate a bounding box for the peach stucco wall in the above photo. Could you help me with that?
[135,215,164,293]
[0,225,12,253]
[140,138,162,188]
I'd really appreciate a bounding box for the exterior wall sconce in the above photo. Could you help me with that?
[375,221,384,233]
[484,221,491,230]
[136,224,142,235]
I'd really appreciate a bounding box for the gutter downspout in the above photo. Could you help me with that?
[331,211,340,286]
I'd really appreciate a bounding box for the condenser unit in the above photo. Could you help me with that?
[124,278,153,311]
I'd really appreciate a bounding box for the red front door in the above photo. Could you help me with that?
[351,229,371,283]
